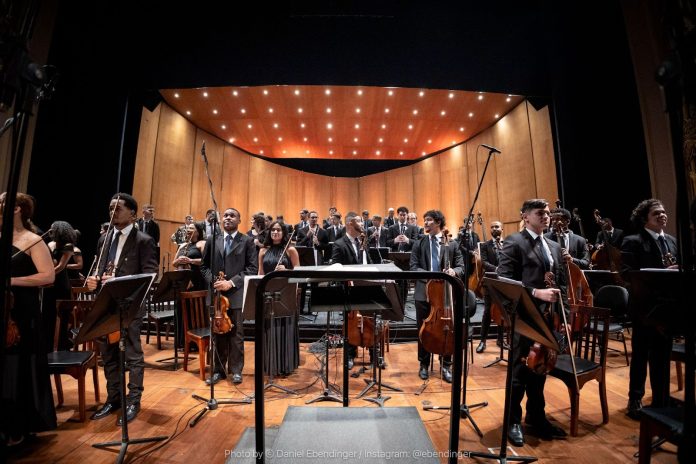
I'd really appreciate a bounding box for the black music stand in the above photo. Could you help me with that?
[583,269,622,296]
[243,276,298,395]
[152,269,192,370]
[387,251,413,320]
[295,246,320,320]
[76,273,168,464]
[305,285,344,404]
[465,276,558,463]
[368,247,391,264]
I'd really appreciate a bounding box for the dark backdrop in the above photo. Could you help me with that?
[26,1,650,262]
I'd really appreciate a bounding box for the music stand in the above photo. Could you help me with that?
[349,282,404,407]
[368,247,390,264]
[387,251,413,320]
[243,276,298,395]
[152,269,192,370]
[464,276,558,463]
[295,246,320,320]
[305,285,344,404]
[77,273,168,464]
[583,269,622,295]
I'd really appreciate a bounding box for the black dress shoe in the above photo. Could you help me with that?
[626,399,643,420]
[442,367,453,383]
[419,365,429,380]
[508,423,524,446]
[116,403,140,426]
[525,417,567,439]
[206,372,225,385]
[347,358,354,370]
[232,373,243,384]
[90,402,120,421]
[476,341,486,353]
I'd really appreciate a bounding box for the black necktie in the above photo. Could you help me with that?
[536,236,551,272]
[107,231,121,266]
[400,224,406,235]
[430,236,440,272]
[354,237,362,262]
[657,235,669,256]
[225,234,232,255]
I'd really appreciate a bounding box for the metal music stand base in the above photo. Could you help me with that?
[306,310,342,404]
[484,341,509,368]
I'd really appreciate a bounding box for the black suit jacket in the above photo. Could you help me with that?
[331,234,372,265]
[480,238,502,272]
[201,232,258,309]
[595,228,624,248]
[295,226,330,252]
[367,226,389,248]
[544,231,591,269]
[387,222,419,251]
[621,229,677,270]
[384,217,396,228]
[409,235,465,302]
[327,225,345,243]
[136,218,160,244]
[97,228,158,277]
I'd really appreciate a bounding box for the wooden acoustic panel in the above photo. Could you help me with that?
[132,105,161,206]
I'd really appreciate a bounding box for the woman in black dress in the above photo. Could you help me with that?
[1,192,56,447]
[171,221,206,291]
[257,221,300,376]
[45,220,77,352]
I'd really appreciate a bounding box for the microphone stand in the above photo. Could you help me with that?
[457,145,500,437]
[190,142,251,428]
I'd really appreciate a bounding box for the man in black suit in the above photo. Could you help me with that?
[594,217,624,248]
[331,212,372,368]
[136,204,160,261]
[477,220,504,353]
[367,215,389,248]
[407,212,425,239]
[296,210,330,265]
[409,210,465,383]
[383,207,396,228]
[325,212,345,262]
[621,198,678,419]
[87,193,158,425]
[544,208,591,269]
[294,209,309,233]
[497,199,568,446]
[323,206,337,229]
[201,208,258,385]
[457,217,481,279]
[201,209,221,240]
[387,206,419,251]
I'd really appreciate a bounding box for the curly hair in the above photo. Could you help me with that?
[50,221,77,246]
[630,198,663,228]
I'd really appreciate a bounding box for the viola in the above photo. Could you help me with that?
[525,272,564,375]
[5,290,20,348]
[212,271,233,334]
[419,228,456,356]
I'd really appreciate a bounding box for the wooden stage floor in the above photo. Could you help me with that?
[8,335,682,463]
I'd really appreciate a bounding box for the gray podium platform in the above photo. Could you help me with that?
[229,406,439,463]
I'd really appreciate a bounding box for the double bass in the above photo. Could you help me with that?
[419,229,456,356]
[590,209,622,272]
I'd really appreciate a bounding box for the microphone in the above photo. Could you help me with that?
[481,144,501,154]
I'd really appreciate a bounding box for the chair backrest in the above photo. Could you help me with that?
[594,285,629,321]
[180,290,210,333]
[55,299,95,351]
[570,305,611,367]
[71,286,96,301]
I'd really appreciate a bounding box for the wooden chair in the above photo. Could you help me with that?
[180,290,210,380]
[549,305,610,436]
[594,285,630,365]
[47,300,100,421]
[145,285,175,349]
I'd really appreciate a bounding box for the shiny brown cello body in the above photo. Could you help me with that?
[467,212,485,298]
[212,271,233,334]
[419,229,456,356]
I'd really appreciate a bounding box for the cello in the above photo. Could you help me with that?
[467,213,485,298]
[419,229,456,356]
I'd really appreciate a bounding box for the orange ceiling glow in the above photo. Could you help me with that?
[159,85,523,160]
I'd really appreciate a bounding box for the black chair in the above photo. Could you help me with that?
[549,305,610,436]
[47,299,100,422]
[145,285,175,349]
[594,284,630,365]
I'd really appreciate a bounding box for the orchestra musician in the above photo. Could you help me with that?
[367,215,389,248]
[621,198,678,420]
[296,210,330,263]
[201,208,258,385]
[386,206,418,252]
[384,207,396,228]
[594,217,623,248]
[87,193,158,425]
[409,210,465,383]
[544,207,591,269]
[497,199,569,446]
[477,220,504,353]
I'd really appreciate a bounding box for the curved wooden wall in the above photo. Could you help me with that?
[133,101,557,266]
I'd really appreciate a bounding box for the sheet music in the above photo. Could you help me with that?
[242,275,262,313]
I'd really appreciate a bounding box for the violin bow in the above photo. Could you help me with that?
[87,194,120,278]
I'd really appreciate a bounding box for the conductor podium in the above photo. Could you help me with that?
[76,273,168,464]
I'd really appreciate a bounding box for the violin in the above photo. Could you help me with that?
[419,228,456,356]
[212,271,233,334]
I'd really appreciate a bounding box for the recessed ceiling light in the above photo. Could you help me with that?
[451,140,456,144]
[229,137,234,143]
[381,124,386,129]
[408,124,413,130]
[263,89,269,95]
[459,127,465,132]
[232,90,238,96]
[212,109,218,114]
[418,91,425,97]
[306,150,310,154]
[297,108,303,113]
[247,123,253,129]
[303,137,308,142]
[186,110,191,115]
[404,138,408,143]
[440,110,446,116]
[495,114,500,118]
[468,112,474,117]
[325,89,331,95]
[448,92,454,99]
[174,93,179,98]
[282,150,286,154]
[422,152,426,156]
[388,90,394,96]
[427,139,432,143]
[273,123,279,129]
[355,108,361,113]
[268,108,274,113]
[326,107,332,113]
[357,89,363,96]
[399,151,403,155]
[354,123,360,129]
[412,109,418,115]
[328,137,333,142]
[300,123,306,129]
[327,123,333,129]
[376,150,381,155]
[506,97,511,102]
[278,137,283,141]
[221,124,226,129]
[329,150,333,154]
[378,138,383,143]
[240,108,246,114]
[353,150,357,155]
[354,137,358,142]
[384,108,390,113]
[294,89,300,96]
[253,137,258,142]
[478,94,483,100]
[203,91,208,97]
[260,150,264,154]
